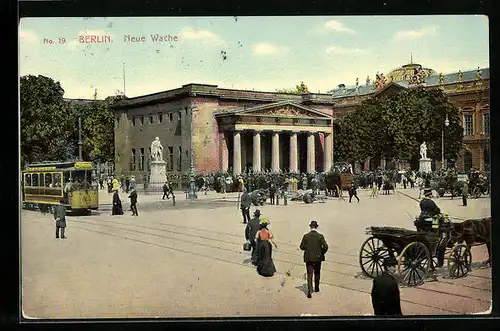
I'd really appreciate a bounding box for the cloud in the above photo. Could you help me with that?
[393,26,438,40]
[325,45,367,55]
[179,29,225,46]
[20,29,38,43]
[253,43,288,55]
[324,20,355,33]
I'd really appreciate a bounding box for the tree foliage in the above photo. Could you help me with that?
[21,75,121,167]
[334,88,464,168]
[276,81,309,94]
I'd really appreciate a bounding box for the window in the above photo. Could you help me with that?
[177,146,182,171]
[39,174,45,187]
[131,116,136,126]
[140,148,145,170]
[53,173,61,187]
[178,110,182,121]
[464,151,473,171]
[25,174,32,186]
[140,116,144,125]
[45,173,52,187]
[168,146,174,171]
[131,148,137,171]
[185,107,188,115]
[483,113,490,136]
[149,114,153,124]
[464,114,473,136]
[32,174,39,187]
[169,112,173,122]
[116,116,120,126]
[158,112,163,123]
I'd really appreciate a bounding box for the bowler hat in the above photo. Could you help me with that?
[309,220,319,228]
[254,209,261,216]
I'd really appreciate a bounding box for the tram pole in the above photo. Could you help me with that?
[78,116,83,161]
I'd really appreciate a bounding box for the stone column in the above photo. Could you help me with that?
[324,131,333,172]
[253,131,261,172]
[478,146,485,172]
[221,132,229,172]
[272,131,280,171]
[233,130,242,175]
[307,132,316,173]
[289,131,298,173]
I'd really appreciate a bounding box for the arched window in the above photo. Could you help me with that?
[464,151,473,171]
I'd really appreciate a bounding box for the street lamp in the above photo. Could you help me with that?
[188,107,198,201]
[441,114,450,169]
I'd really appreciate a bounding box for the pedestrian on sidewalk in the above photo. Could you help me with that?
[112,189,124,215]
[462,181,469,206]
[54,198,67,239]
[162,181,170,200]
[128,188,138,216]
[371,262,402,316]
[245,209,261,265]
[349,182,360,203]
[299,220,328,298]
[240,188,252,224]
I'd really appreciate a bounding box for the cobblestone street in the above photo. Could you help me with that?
[21,188,491,318]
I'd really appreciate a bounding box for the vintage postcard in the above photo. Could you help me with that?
[19,15,491,319]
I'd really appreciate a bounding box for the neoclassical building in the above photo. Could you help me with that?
[112,62,490,180]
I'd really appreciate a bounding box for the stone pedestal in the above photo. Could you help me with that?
[419,158,432,174]
[149,160,167,188]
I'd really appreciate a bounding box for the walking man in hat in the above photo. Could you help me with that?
[299,220,329,298]
[54,198,67,239]
[245,209,262,265]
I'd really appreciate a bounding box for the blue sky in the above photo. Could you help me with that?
[19,15,489,99]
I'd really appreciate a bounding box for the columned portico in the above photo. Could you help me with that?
[253,131,261,172]
[289,131,298,173]
[307,132,316,173]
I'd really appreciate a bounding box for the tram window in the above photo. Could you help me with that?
[25,174,32,186]
[39,174,45,187]
[63,172,71,184]
[45,173,53,187]
[32,174,39,187]
[54,173,61,187]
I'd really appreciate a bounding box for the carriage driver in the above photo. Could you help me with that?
[415,188,452,269]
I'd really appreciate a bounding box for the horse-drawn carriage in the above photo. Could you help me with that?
[359,216,491,287]
[468,171,490,199]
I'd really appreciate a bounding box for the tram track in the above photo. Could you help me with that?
[22,218,461,314]
[72,217,492,304]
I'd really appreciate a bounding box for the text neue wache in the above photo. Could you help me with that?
[78,33,179,44]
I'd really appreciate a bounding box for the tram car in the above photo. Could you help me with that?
[22,160,99,213]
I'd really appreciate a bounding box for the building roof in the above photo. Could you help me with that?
[214,100,333,119]
[327,66,489,99]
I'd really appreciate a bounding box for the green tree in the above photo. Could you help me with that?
[20,75,77,167]
[276,81,309,94]
[335,88,463,168]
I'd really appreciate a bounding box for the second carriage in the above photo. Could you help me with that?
[359,219,478,287]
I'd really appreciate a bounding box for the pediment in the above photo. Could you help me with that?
[372,82,407,98]
[238,101,331,119]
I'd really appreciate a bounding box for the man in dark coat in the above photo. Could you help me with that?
[53,198,67,239]
[269,183,276,205]
[348,182,360,203]
[245,209,261,265]
[162,181,170,200]
[299,220,329,298]
[128,188,138,216]
[371,262,402,316]
[112,190,124,215]
[240,189,252,224]
[462,181,469,206]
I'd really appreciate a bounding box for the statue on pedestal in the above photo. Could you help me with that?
[150,137,164,162]
[420,142,428,160]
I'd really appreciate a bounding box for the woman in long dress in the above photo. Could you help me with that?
[112,190,124,215]
[255,219,277,277]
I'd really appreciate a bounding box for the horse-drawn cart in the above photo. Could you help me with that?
[359,223,475,287]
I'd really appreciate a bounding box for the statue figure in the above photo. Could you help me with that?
[458,70,463,83]
[355,77,359,87]
[420,142,427,160]
[439,73,444,85]
[366,75,371,86]
[476,67,482,80]
[150,137,164,162]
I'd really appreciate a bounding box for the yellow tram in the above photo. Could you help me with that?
[22,161,99,213]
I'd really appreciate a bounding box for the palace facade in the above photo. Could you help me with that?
[112,62,490,180]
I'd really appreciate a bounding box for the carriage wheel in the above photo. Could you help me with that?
[359,237,391,278]
[397,242,430,287]
[473,187,481,199]
[448,244,472,279]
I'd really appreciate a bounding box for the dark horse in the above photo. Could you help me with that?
[450,217,492,266]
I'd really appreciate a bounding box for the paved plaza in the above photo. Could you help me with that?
[21,187,492,319]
